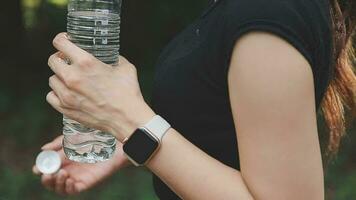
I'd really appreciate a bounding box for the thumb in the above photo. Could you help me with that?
[41,135,64,151]
[58,148,71,166]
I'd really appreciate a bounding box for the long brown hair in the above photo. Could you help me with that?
[322,0,356,155]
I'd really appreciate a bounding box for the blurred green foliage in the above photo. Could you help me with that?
[0,0,355,199]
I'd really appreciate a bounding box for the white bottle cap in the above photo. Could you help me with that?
[36,150,61,174]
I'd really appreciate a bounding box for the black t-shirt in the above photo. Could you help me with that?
[151,0,333,199]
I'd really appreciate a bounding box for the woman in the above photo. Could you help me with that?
[33,0,355,199]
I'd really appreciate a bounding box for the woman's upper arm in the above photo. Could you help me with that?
[228,32,324,200]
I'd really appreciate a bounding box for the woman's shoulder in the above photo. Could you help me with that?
[221,0,331,27]
[220,0,332,64]
[218,0,333,92]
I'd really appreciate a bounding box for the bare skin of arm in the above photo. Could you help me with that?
[44,32,324,199]
[143,32,324,199]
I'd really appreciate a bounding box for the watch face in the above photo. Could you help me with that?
[123,128,159,165]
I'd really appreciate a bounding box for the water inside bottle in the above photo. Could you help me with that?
[63,116,116,163]
[67,11,120,65]
[63,10,120,163]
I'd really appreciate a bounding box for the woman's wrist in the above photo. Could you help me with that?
[109,100,156,142]
[113,145,132,170]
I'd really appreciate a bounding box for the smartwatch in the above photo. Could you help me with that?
[122,115,171,166]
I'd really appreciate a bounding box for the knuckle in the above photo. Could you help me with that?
[128,64,137,72]
[122,63,136,74]
[62,92,75,106]
[49,75,55,83]
[67,110,79,121]
[60,70,69,79]
[77,56,94,67]
[65,73,81,88]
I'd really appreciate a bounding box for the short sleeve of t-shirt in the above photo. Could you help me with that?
[221,0,333,107]
[222,0,327,74]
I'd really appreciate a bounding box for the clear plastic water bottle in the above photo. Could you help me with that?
[63,0,122,163]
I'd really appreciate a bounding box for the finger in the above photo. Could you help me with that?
[46,92,89,128]
[41,135,64,151]
[52,33,89,64]
[74,182,86,194]
[46,90,61,106]
[42,174,55,191]
[58,148,72,166]
[46,91,77,117]
[55,169,69,195]
[32,165,41,175]
[46,91,66,113]
[48,52,70,82]
[48,75,74,108]
[65,178,76,195]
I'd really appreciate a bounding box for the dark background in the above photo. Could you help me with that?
[0,0,355,199]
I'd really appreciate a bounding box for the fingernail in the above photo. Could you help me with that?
[64,33,70,40]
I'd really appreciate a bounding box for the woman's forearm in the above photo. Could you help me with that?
[106,102,253,199]
[145,128,253,200]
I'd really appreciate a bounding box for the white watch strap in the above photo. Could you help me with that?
[143,115,171,141]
